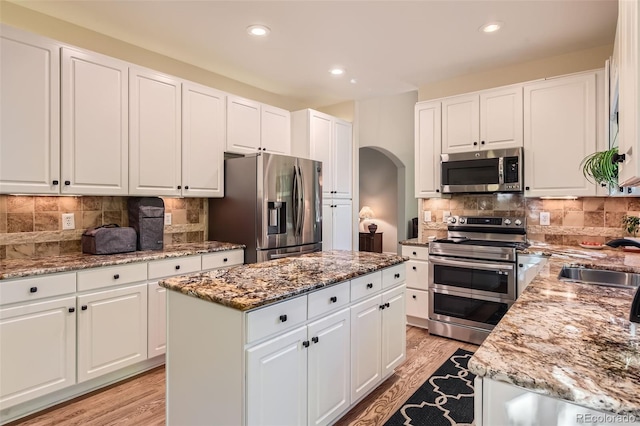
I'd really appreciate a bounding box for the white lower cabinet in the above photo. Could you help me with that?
[351,284,406,403]
[401,245,429,328]
[147,282,167,357]
[0,296,76,410]
[76,283,148,383]
[323,199,353,251]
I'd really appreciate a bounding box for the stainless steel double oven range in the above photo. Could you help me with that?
[428,216,527,345]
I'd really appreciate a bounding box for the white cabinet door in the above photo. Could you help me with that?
[226,95,261,155]
[350,294,382,403]
[406,289,429,321]
[0,296,76,410]
[147,282,166,358]
[261,104,291,155]
[0,27,60,194]
[442,94,479,153]
[310,111,334,197]
[307,308,350,426]
[61,47,128,195]
[524,73,597,197]
[381,285,406,377]
[129,68,181,196]
[480,86,523,150]
[246,326,307,426]
[323,199,352,252]
[333,120,353,199]
[415,101,442,197]
[182,82,225,198]
[77,283,148,383]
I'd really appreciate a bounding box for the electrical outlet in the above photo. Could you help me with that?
[423,211,432,222]
[540,211,551,226]
[62,213,75,230]
[443,210,451,223]
[164,213,172,226]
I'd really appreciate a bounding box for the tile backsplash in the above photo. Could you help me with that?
[419,194,640,246]
[0,195,207,260]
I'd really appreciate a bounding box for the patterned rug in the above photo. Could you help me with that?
[384,348,476,426]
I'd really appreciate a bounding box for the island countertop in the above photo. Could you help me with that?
[159,250,406,311]
[468,243,640,416]
[0,241,245,280]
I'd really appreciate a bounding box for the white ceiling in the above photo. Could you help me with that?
[10,0,618,107]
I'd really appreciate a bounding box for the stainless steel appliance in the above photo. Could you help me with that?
[428,216,527,344]
[441,147,523,194]
[208,153,322,263]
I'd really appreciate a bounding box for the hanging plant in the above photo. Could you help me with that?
[580,147,618,188]
[622,215,640,237]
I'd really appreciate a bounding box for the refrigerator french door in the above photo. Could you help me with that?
[208,153,322,263]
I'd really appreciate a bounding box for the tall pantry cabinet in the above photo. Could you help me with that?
[292,109,354,251]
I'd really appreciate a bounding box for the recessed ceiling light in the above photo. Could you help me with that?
[350,78,357,84]
[247,25,270,37]
[480,22,502,33]
[329,67,345,76]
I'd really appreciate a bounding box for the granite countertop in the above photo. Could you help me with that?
[0,241,245,280]
[159,250,406,311]
[469,242,640,416]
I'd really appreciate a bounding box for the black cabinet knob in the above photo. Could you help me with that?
[52,180,59,185]
[69,307,75,313]
[394,273,400,279]
[279,314,287,322]
[412,266,417,270]
[379,304,386,310]
[311,336,319,344]
[519,264,524,268]
[612,153,626,163]
[412,251,417,256]
[330,296,337,303]
[473,142,478,146]
[481,141,485,145]
[175,265,181,270]
[366,283,373,289]
[64,180,71,185]
[113,274,120,279]
[223,258,228,262]
[30,287,38,293]
[385,302,390,308]
[177,185,182,189]
[436,189,440,193]
[262,148,267,151]
[525,186,530,190]
[302,340,310,348]
[412,295,417,299]
[185,186,189,190]
[81,305,88,311]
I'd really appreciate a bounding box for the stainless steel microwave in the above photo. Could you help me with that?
[440,147,523,194]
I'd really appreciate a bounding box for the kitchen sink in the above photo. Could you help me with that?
[558,266,640,288]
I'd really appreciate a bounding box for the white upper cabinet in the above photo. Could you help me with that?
[617,0,640,187]
[129,68,182,196]
[441,86,523,154]
[523,72,597,197]
[333,120,353,198]
[415,101,442,198]
[226,95,291,155]
[61,47,128,195]
[182,82,225,198]
[0,26,60,194]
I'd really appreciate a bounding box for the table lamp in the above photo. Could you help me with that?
[358,206,377,234]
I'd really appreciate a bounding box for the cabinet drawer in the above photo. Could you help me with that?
[77,263,147,292]
[201,250,244,270]
[406,289,429,320]
[148,255,201,280]
[246,295,307,343]
[382,264,405,289]
[350,271,382,302]
[401,245,429,261]
[0,273,76,306]
[406,260,429,291]
[307,281,350,319]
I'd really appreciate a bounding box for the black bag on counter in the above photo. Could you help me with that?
[81,224,137,255]
[128,197,164,251]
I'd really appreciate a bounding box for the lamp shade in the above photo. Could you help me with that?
[358,206,375,220]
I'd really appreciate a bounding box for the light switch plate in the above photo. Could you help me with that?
[164,213,172,226]
[540,211,550,226]
[423,211,432,222]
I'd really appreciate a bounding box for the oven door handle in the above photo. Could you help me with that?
[429,255,514,272]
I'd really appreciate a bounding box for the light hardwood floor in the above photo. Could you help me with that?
[9,327,477,426]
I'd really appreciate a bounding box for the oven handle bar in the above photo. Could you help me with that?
[429,255,514,272]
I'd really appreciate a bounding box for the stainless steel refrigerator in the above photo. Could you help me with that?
[208,153,322,263]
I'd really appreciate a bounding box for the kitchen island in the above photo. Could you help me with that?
[469,243,640,425]
[159,250,407,426]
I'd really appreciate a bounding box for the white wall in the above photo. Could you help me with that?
[356,91,419,246]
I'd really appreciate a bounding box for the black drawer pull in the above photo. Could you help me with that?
[223,258,228,262]
[175,265,181,270]
[385,302,390,308]
[52,180,59,185]
[379,304,385,310]
[81,305,88,311]
[412,266,417,270]
[330,296,337,303]
[413,251,417,256]
[69,307,75,313]
[366,283,373,289]
[30,287,38,293]
[279,314,287,322]
[311,336,319,344]
[64,180,71,185]
[113,274,120,279]
[184,186,189,190]
[394,273,400,279]
[302,340,310,348]
[412,295,417,299]
[519,264,524,268]
[177,185,182,189]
